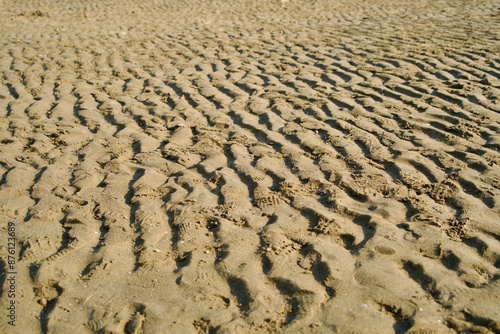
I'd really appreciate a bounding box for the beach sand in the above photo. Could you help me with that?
[0,0,499,332]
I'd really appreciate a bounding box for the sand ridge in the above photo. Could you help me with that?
[0,0,499,333]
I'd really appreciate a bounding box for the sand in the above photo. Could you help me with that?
[0,0,499,333]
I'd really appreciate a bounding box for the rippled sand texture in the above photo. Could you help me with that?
[1,0,499,333]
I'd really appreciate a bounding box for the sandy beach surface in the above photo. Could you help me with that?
[1,0,499,333]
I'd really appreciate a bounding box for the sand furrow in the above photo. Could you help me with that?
[1,0,499,333]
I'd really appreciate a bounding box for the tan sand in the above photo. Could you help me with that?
[0,0,499,333]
